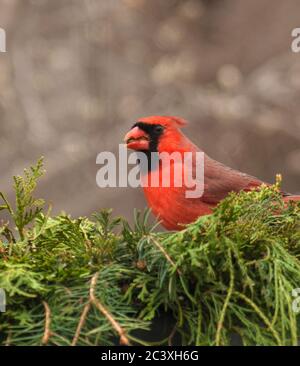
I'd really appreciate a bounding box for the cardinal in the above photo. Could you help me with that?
[124,116,300,230]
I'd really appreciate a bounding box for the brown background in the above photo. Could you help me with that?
[0,0,299,226]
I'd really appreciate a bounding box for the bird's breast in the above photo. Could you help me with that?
[141,164,212,230]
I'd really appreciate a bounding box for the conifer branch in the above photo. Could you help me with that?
[148,235,182,275]
[89,272,130,346]
[0,159,299,346]
[71,302,91,346]
[215,249,234,346]
[41,301,51,345]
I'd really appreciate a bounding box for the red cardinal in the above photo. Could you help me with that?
[124,116,300,230]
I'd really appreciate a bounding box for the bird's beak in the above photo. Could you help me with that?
[124,126,150,150]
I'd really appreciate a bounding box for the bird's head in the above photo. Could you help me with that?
[124,116,188,152]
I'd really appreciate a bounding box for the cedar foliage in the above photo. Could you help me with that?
[0,158,299,346]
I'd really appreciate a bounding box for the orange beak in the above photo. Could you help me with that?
[124,126,150,150]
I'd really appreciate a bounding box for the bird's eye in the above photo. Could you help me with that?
[154,125,164,133]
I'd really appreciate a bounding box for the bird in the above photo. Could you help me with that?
[124,116,300,230]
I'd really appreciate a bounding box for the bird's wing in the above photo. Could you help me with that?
[200,155,264,205]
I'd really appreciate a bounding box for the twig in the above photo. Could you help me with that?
[90,272,130,346]
[5,331,12,346]
[42,301,51,345]
[71,302,91,346]
[234,291,282,346]
[168,323,177,346]
[0,192,14,215]
[148,236,182,275]
[215,249,234,346]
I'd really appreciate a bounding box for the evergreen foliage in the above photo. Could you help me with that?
[0,159,299,345]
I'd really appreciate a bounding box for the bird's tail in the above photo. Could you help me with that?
[283,195,300,202]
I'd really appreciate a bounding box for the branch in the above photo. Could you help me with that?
[71,302,91,346]
[148,236,182,275]
[41,301,51,345]
[89,272,130,346]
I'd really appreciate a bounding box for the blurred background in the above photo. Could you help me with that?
[0,0,299,225]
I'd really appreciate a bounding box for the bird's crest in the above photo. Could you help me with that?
[138,116,188,128]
